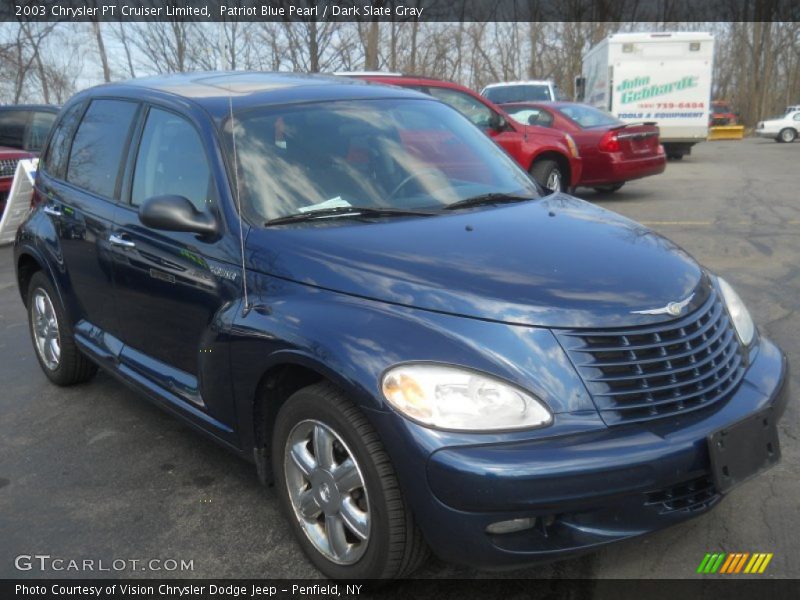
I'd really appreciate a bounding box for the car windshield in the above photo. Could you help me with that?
[556,104,622,128]
[222,98,539,224]
[484,84,552,103]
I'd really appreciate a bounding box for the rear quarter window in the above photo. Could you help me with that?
[40,103,85,179]
[66,99,139,199]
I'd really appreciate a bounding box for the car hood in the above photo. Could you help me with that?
[246,195,708,329]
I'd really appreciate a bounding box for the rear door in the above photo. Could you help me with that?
[37,98,140,344]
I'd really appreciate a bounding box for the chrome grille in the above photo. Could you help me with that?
[0,158,20,178]
[557,290,746,425]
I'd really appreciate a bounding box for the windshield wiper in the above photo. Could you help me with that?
[265,206,438,226]
[444,193,535,211]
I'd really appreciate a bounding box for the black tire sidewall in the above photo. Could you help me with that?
[779,128,796,143]
[27,273,67,382]
[271,387,396,579]
[530,160,563,193]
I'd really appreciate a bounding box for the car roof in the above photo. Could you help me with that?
[344,73,483,95]
[501,101,573,109]
[344,73,454,85]
[0,104,59,113]
[72,71,429,120]
[483,81,553,89]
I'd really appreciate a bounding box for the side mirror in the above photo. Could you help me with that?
[138,195,218,237]
[528,114,538,126]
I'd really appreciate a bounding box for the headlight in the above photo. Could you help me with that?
[565,134,580,158]
[381,364,552,431]
[717,277,755,346]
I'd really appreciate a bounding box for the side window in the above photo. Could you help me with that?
[427,88,495,129]
[25,111,57,152]
[793,113,800,121]
[67,99,138,198]
[131,108,213,212]
[41,103,84,179]
[0,110,28,149]
[509,108,553,128]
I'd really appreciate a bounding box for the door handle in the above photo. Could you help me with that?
[109,233,136,248]
[42,205,62,217]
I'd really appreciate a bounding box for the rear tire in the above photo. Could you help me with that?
[272,382,429,579]
[778,128,797,143]
[27,272,97,386]
[530,160,565,193]
[593,183,625,193]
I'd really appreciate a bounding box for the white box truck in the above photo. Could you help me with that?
[577,32,714,160]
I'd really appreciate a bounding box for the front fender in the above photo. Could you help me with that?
[228,273,600,452]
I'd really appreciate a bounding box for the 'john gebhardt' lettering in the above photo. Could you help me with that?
[618,75,699,103]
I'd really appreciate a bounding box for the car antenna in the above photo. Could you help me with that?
[227,88,251,316]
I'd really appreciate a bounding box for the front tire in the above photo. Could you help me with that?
[530,159,565,193]
[272,382,428,579]
[778,128,797,143]
[27,272,97,386]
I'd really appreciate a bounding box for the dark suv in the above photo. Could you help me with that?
[15,73,789,579]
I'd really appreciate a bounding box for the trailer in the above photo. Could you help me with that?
[578,32,714,160]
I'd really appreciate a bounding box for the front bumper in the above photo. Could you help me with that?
[369,337,789,569]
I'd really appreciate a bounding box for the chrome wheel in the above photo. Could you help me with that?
[284,419,370,565]
[31,288,61,371]
[781,128,796,142]
[546,169,562,192]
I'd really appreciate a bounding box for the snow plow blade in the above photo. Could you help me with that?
[708,125,745,140]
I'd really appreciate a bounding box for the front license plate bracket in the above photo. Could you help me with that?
[707,407,781,494]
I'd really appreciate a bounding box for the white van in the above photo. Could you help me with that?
[578,32,714,160]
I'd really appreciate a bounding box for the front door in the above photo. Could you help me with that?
[109,106,239,411]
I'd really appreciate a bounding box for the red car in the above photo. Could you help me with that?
[502,102,666,193]
[343,73,582,193]
[0,146,34,215]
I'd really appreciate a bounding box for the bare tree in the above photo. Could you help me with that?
[91,21,111,82]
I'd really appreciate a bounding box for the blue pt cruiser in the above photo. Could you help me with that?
[14,73,789,578]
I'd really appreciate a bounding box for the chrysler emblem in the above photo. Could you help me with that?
[632,293,695,316]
